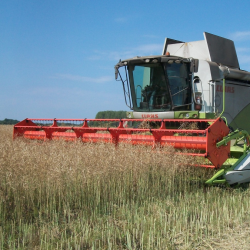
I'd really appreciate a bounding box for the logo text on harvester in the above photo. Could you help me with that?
[141,114,159,118]
[216,85,234,93]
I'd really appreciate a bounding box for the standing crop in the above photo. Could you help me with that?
[0,125,250,249]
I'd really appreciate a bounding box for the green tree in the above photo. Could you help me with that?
[0,118,20,125]
[89,111,127,127]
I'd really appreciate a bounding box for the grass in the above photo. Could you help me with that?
[1,125,250,249]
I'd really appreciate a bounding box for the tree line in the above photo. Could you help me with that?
[0,111,127,126]
[0,118,20,125]
[95,111,127,119]
[89,110,127,127]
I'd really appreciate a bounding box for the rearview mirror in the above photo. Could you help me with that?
[190,59,199,73]
[115,67,119,80]
[114,60,124,80]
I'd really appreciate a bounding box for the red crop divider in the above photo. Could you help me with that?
[107,119,124,145]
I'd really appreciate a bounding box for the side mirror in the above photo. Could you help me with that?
[190,59,199,73]
[115,66,119,80]
[114,60,124,80]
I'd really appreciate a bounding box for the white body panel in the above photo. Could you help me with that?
[193,60,212,113]
[224,153,250,184]
[225,170,250,185]
[168,40,210,61]
[165,32,240,68]
[133,111,174,119]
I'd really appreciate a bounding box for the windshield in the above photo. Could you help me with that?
[129,63,171,111]
[166,62,191,110]
[128,62,191,112]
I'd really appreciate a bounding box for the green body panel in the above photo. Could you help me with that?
[229,103,250,134]
[174,111,215,119]
[126,111,134,119]
[174,111,199,119]
[206,129,250,185]
[199,112,216,119]
[230,144,245,159]
[127,111,216,120]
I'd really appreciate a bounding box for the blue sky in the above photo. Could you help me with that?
[1,0,250,120]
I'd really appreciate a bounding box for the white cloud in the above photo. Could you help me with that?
[143,34,159,39]
[238,54,250,64]
[88,43,163,62]
[8,86,127,120]
[230,31,250,41]
[235,47,250,69]
[87,55,102,60]
[21,86,114,99]
[114,17,127,23]
[53,74,113,83]
[236,47,250,52]
[135,44,163,54]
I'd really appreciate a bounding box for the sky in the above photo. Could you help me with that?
[1,0,250,120]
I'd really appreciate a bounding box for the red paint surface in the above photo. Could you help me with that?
[13,118,230,168]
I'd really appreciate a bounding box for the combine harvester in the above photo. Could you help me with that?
[14,32,250,186]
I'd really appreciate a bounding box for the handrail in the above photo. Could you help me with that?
[219,78,225,118]
[192,77,206,112]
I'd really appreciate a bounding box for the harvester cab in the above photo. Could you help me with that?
[14,32,250,186]
[115,32,250,133]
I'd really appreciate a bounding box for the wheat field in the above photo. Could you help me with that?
[1,125,250,249]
